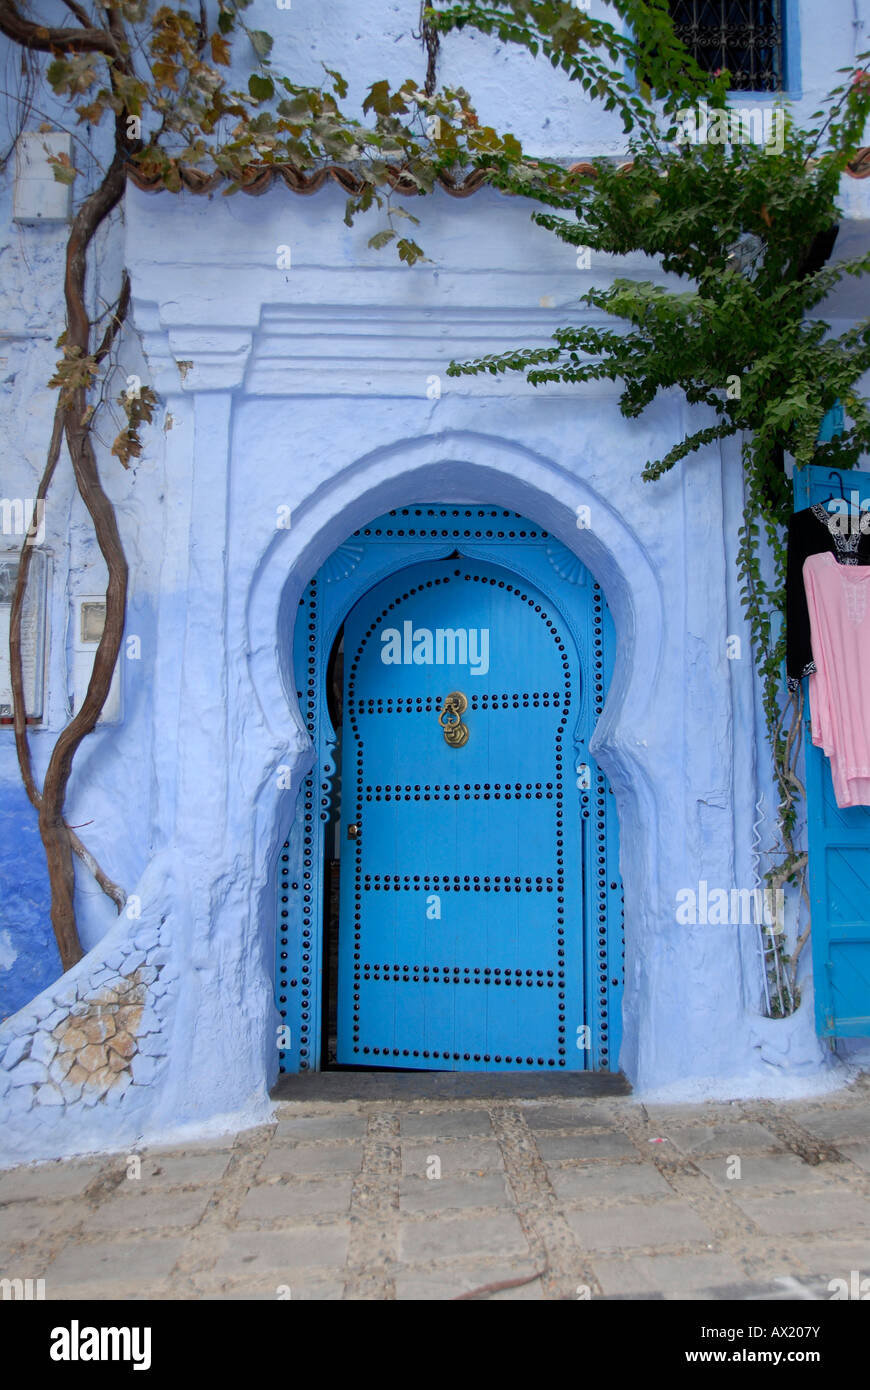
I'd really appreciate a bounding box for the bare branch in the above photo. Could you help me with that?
[791,877,812,989]
[0,0,120,56]
[67,829,126,912]
[61,0,93,28]
[94,270,130,365]
[9,405,64,809]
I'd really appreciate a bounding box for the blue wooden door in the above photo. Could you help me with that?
[275,505,624,1076]
[794,464,870,1036]
[337,555,584,1070]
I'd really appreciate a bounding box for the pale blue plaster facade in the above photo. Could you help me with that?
[2,1,870,1163]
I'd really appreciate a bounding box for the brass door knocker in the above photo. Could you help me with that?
[439,691,469,748]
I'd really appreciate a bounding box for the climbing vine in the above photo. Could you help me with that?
[9,0,866,1011]
[3,0,703,970]
[0,0,509,968]
[436,2,870,1013]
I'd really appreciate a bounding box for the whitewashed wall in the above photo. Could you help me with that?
[3,0,870,1162]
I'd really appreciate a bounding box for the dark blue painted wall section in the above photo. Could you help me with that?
[0,782,60,1022]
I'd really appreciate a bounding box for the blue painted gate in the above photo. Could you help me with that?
[275,507,624,1073]
[794,465,870,1037]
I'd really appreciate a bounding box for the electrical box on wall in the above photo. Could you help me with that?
[0,550,48,722]
[71,597,122,723]
[13,131,74,224]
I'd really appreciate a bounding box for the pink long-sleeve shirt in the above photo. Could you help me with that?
[804,550,870,808]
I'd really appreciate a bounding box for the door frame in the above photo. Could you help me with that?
[274,505,624,1074]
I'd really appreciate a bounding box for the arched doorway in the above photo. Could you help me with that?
[275,506,624,1074]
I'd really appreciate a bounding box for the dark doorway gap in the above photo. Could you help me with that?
[321,625,344,1069]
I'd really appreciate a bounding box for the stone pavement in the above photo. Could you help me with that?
[2,1080,870,1300]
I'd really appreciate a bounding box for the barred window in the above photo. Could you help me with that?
[669,1,784,91]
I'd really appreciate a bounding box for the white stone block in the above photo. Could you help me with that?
[5,1084,36,1112]
[131,1053,161,1085]
[3,1034,31,1069]
[29,1031,58,1067]
[48,1054,74,1085]
[35,1084,65,1107]
[10,1058,47,1086]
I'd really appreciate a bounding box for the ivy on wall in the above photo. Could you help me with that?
[7,0,870,1017]
[3,0,710,970]
[433,3,870,1012]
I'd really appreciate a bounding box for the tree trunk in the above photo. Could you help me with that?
[38,815,82,970]
[7,127,131,969]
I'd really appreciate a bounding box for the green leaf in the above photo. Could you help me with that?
[368,229,397,250]
[388,206,421,225]
[363,80,391,116]
[397,238,425,265]
[248,29,274,61]
[46,59,70,90]
[322,65,348,100]
[248,74,274,102]
[277,96,311,121]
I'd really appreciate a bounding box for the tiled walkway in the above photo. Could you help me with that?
[2,1082,870,1300]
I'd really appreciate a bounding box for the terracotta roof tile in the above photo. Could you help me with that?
[126,163,491,197]
[125,147,870,197]
[846,147,870,178]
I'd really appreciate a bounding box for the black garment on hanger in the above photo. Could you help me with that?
[786,502,870,690]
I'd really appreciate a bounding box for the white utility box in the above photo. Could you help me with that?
[13,131,73,223]
[72,596,122,723]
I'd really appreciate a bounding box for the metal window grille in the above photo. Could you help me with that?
[669,1,784,91]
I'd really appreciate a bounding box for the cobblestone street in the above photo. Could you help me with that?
[2,1081,870,1301]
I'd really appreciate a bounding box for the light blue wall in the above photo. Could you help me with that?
[2,0,870,1160]
[0,783,56,1021]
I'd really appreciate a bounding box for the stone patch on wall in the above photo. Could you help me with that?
[47,968,148,1098]
[0,916,177,1149]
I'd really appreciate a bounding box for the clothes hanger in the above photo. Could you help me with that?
[819,469,870,511]
[815,470,870,561]
[823,470,848,504]
[816,470,868,514]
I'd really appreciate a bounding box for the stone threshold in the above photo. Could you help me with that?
[271,1070,632,1102]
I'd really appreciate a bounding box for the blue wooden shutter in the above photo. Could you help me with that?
[793,463,870,1036]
